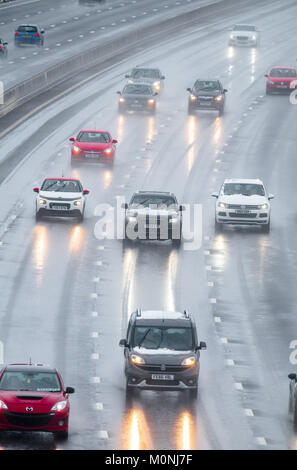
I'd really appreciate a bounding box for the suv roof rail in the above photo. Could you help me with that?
[183,309,190,319]
[136,308,142,317]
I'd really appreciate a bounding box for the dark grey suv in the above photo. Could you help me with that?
[187,79,227,116]
[119,309,206,399]
[122,191,183,246]
[117,83,158,114]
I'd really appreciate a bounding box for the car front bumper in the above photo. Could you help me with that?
[0,410,69,432]
[216,209,269,225]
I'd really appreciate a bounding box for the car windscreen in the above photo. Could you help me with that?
[194,80,220,91]
[269,68,297,77]
[123,84,153,95]
[223,183,265,196]
[0,371,61,392]
[131,69,160,79]
[130,195,177,208]
[77,132,110,143]
[17,26,38,33]
[41,179,82,192]
[132,326,193,351]
[233,25,256,31]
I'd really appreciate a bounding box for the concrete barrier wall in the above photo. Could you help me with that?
[0,0,227,117]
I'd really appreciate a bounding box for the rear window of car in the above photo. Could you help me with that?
[77,132,110,143]
[269,68,297,77]
[130,195,177,208]
[123,84,153,95]
[17,26,38,33]
[41,179,82,192]
[0,371,61,392]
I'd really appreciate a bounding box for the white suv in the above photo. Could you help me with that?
[34,177,89,222]
[212,179,274,232]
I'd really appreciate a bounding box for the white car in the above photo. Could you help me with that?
[212,179,274,232]
[34,177,89,222]
[228,24,259,47]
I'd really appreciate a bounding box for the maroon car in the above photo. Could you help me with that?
[69,129,117,166]
[265,67,297,94]
[0,363,74,440]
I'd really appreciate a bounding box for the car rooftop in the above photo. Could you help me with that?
[44,177,80,182]
[223,178,263,184]
[78,129,110,133]
[4,363,56,373]
[134,310,193,327]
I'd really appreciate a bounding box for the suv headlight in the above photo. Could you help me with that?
[218,202,228,209]
[182,357,196,367]
[74,200,82,206]
[0,400,8,410]
[131,354,145,365]
[258,203,268,210]
[215,95,223,102]
[190,94,197,101]
[73,145,81,153]
[51,400,67,412]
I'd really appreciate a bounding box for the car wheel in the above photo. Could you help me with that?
[218,106,224,116]
[118,105,126,115]
[262,220,270,233]
[188,104,195,116]
[76,211,84,223]
[289,392,294,414]
[35,211,42,222]
[172,237,181,248]
[54,430,68,440]
[188,387,198,400]
[266,88,271,95]
[215,219,223,232]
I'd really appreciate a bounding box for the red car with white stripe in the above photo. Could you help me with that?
[70,130,117,166]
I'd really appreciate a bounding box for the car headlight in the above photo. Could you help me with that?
[148,99,155,105]
[74,200,82,206]
[39,199,47,205]
[215,95,223,102]
[267,80,274,84]
[182,357,196,367]
[190,94,197,101]
[73,145,81,153]
[127,216,137,223]
[252,35,257,40]
[218,202,227,208]
[131,354,145,365]
[258,203,268,210]
[169,215,179,223]
[104,148,112,154]
[0,400,8,410]
[128,80,133,84]
[51,400,67,412]
[119,97,125,103]
[230,34,235,39]
[153,81,160,89]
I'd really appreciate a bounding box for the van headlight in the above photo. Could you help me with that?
[39,199,47,205]
[131,354,145,365]
[182,357,196,367]
[258,203,268,210]
[74,200,82,206]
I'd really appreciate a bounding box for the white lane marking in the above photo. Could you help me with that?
[210,298,217,304]
[226,359,235,366]
[244,409,254,417]
[96,261,102,266]
[256,437,267,446]
[91,311,98,317]
[94,403,103,410]
[98,431,109,439]
[221,337,228,344]
[0,340,4,364]
[206,266,212,271]
[207,281,214,287]
[97,246,105,250]
[90,377,100,384]
[91,353,99,360]
[93,277,100,283]
[91,332,98,338]
[204,250,210,255]
[91,293,98,299]
[214,316,221,323]
[234,382,243,390]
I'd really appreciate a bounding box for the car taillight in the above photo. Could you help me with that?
[15,32,19,36]
[0,46,2,50]
[35,33,40,37]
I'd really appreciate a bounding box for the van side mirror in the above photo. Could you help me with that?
[186,87,191,92]
[211,192,219,198]
[125,74,130,78]
[199,341,207,350]
[119,339,127,347]
[121,203,128,209]
[288,373,297,381]
[117,91,121,95]
[223,89,228,93]
[268,194,274,200]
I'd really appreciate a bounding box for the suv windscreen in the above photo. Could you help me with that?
[131,69,160,79]
[130,195,176,208]
[223,183,265,196]
[132,326,193,351]
[194,80,220,91]
[0,371,61,392]
[123,84,153,95]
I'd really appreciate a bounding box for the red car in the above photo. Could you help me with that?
[265,67,297,94]
[0,363,74,440]
[70,129,117,166]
